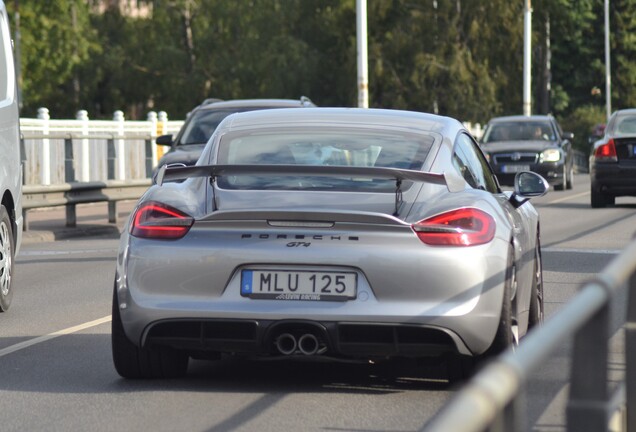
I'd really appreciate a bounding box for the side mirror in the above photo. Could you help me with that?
[155,134,174,146]
[510,171,549,208]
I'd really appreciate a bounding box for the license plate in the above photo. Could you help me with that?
[501,164,530,173]
[241,269,357,301]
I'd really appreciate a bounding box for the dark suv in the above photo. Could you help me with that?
[154,97,316,171]
[480,115,574,190]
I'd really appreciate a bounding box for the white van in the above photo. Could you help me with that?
[0,0,22,311]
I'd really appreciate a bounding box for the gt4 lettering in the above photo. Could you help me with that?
[286,242,311,247]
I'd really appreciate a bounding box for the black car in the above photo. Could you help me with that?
[154,97,316,171]
[589,108,636,208]
[480,115,574,190]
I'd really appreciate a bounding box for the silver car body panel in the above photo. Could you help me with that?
[116,108,540,359]
[0,1,22,252]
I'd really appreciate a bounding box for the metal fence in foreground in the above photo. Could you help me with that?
[423,240,636,432]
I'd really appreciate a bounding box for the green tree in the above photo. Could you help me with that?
[538,0,602,117]
[611,0,636,109]
[9,0,636,126]
[8,0,99,117]
[367,1,519,123]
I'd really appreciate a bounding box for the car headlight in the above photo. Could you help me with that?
[540,148,561,162]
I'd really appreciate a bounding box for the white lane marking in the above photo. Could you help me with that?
[545,191,589,205]
[0,315,112,358]
[543,247,621,255]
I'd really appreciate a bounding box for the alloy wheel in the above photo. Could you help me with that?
[0,220,12,297]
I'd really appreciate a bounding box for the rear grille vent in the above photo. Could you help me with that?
[145,320,259,352]
[337,324,455,356]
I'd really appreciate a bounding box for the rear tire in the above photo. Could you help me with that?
[446,354,476,385]
[447,247,517,384]
[0,205,15,312]
[554,165,567,191]
[591,188,613,208]
[565,165,574,190]
[486,248,517,356]
[111,283,188,378]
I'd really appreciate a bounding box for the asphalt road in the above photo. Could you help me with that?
[1,173,634,432]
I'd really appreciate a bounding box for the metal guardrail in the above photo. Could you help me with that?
[423,240,636,432]
[573,149,589,173]
[22,179,150,229]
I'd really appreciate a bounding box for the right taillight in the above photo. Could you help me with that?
[594,139,618,162]
[412,208,496,246]
[130,202,194,240]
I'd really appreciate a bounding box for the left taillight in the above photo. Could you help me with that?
[593,138,618,162]
[130,202,194,240]
[412,208,496,246]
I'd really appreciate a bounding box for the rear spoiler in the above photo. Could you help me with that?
[154,164,464,193]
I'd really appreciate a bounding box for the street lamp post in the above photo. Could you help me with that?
[523,0,532,116]
[604,0,611,121]
[356,0,368,108]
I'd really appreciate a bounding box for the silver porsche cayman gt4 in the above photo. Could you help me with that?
[112,108,548,381]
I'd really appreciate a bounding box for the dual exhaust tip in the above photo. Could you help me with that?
[275,333,323,356]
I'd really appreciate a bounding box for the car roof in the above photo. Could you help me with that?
[194,98,315,111]
[614,108,636,116]
[218,107,465,136]
[487,115,553,124]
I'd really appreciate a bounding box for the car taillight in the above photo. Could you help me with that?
[130,202,194,240]
[412,208,496,246]
[594,139,617,162]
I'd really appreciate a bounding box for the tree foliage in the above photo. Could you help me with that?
[12,0,99,116]
[7,0,632,146]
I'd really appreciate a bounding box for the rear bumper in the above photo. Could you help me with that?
[116,263,507,358]
[141,318,466,359]
[590,162,636,196]
[116,222,512,359]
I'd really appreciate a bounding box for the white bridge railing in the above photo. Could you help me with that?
[19,108,184,229]
[20,108,184,186]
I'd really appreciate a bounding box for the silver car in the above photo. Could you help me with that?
[0,0,22,312]
[112,108,548,381]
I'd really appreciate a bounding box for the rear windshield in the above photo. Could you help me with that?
[482,121,555,143]
[215,128,435,191]
[611,114,636,136]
